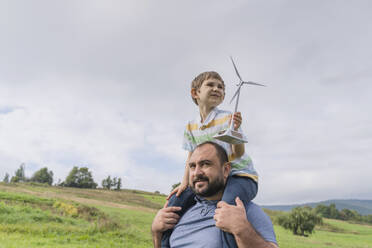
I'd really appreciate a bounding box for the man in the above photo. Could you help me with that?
[152,141,278,247]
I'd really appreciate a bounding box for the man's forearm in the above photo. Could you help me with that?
[234,220,278,248]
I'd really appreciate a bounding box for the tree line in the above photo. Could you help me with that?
[2,164,122,190]
[314,203,372,224]
[277,203,372,237]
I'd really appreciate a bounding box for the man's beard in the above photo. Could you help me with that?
[190,174,225,198]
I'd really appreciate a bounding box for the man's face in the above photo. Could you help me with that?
[192,78,225,107]
[188,144,230,200]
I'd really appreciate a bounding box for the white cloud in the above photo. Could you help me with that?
[0,1,371,202]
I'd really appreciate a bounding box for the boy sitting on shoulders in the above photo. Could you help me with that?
[164,71,259,247]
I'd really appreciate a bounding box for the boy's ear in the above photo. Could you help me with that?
[191,88,199,100]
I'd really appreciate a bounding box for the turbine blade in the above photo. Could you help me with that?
[229,87,241,104]
[230,56,243,82]
[243,81,266,87]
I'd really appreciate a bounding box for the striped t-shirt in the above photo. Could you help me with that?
[182,107,258,182]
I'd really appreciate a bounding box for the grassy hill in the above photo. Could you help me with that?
[263,199,372,215]
[0,183,371,248]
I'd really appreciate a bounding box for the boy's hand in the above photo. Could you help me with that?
[232,112,242,130]
[167,182,188,200]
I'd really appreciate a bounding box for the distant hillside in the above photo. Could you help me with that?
[263,199,372,215]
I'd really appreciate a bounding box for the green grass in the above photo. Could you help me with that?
[0,183,164,209]
[274,218,372,248]
[0,190,54,206]
[0,183,156,247]
[140,193,167,207]
[1,183,372,248]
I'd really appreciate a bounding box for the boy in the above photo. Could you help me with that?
[163,71,258,247]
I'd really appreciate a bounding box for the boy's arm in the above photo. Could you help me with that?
[168,152,192,198]
[231,112,245,159]
[232,144,245,159]
[178,152,191,196]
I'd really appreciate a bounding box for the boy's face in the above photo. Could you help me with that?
[192,78,225,108]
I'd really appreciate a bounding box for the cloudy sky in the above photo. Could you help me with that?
[1,0,371,205]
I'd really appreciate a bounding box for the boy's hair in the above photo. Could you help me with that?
[191,71,225,105]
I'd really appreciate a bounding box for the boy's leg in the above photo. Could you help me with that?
[161,187,196,247]
[221,176,258,204]
[221,176,258,248]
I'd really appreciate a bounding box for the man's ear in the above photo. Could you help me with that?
[223,162,231,180]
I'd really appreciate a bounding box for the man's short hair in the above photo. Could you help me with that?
[191,71,225,105]
[194,141,228,165]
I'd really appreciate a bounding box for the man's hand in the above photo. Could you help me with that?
[214,198,278,248]
[214,197,248,235]
[152,202,181,234]
[151,202,182,248]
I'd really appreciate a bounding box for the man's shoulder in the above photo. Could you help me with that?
[245,202,278,245]
[245,202,271,223]
[245,202,272,230]
[245,202,264,213]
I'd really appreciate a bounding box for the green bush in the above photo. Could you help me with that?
[277,206,322,236]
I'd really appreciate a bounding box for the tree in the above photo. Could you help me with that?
[3,173,9,183]
[340,208,361,222]
[63,166,78,187]
[315,203,341,219]
[11,163,26,183]
[63,166,97,189]
[102,176,113,190]
[102,176,122,190]
[116,177,122,190]
[328,203,340,219]
[112,177,117,188]
[30,167,54,185]
[314,204,330,217]
[171,182,181,192]
[278,206,322,236]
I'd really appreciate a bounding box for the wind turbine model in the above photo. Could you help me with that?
[213,57,266,144]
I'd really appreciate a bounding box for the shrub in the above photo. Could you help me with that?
[62,166,97,189]
[30,167,53,185]
[278,206,322,236]
[53,201,78,217]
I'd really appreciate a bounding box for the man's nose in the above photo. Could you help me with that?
[194,165,203,175]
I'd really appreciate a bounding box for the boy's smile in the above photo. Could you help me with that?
[193,78,225,108]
